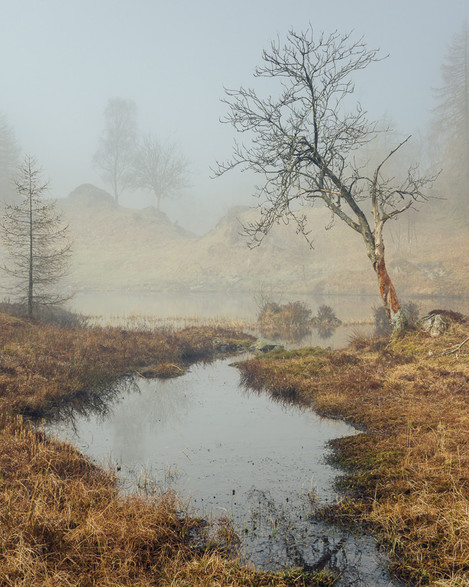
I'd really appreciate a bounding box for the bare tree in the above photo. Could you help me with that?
[132,133,188,212]
[433,23,469,224]
[93,98,138,204]
[216,28,433,333]
[0,113,20,204]
[0,156,72,318]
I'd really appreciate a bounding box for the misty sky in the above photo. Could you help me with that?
[1,0,468,233]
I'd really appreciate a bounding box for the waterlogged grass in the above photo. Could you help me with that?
[238,321,469,585]
[0,312,333,586]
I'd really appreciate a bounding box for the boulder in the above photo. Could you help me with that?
[68,184,116,206]
[250,338,284,353]
[419,313,449,337]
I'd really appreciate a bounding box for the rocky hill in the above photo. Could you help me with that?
[58,184,468,298]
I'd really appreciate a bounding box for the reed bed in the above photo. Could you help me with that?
[85,311,256,334]
[237,321,469,585]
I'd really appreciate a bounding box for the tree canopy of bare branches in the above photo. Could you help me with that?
[216,28,433,333]
[93,98,138,204]
[0,113,20,204]
[0,156,72,318]
[433,23,469,224]
[132,134,188,212]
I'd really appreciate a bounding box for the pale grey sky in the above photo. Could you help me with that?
[1,0,467,232]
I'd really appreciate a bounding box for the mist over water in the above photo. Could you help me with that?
[1,3,468,585]
[69,291,469,348]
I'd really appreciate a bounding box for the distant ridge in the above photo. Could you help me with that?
[55,185,468,298]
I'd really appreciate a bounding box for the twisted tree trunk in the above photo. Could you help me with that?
[375,257,407,334]
[372,224,408,335]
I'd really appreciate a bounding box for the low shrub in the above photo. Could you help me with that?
[257,300,312,342]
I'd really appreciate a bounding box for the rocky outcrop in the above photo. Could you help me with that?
[419,309,468,337]
[419,313,449,337]
[68,184,116,206]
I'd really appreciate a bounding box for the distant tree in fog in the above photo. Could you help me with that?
[0,114,20,204]
[0,156,72,318]
[93,98,138,204]
[132,134,188,212]
[216,28,433,334]
[433,24,469,225]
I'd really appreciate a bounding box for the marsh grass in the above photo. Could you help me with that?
[87,310,257,334]
[0,309,256,418]
[0,310,329,585]
[238,319,469,585]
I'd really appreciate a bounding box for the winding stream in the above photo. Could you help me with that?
[46,358,398,585]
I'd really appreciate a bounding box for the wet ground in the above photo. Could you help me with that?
[46,358,399,584]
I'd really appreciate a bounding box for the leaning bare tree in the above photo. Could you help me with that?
[216,28,432,333]
[0,155,72,318]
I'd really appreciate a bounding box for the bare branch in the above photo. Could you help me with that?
[216,25,433,330]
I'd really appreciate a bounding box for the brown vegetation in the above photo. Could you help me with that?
[257,300,313,342]
[0,312,329,586]
[237,319,469,585]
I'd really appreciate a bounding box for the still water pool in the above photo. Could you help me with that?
[46,358,398,585]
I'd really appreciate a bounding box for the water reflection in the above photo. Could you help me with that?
[45,359,398,584]
[69,290,469,325]
[45,377,138,433]
[317,325,337,340]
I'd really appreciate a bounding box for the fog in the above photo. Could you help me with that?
[1,0,468,234]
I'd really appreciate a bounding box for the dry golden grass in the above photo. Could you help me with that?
[0,414,327,586]
[238,322,469,586]
[0,312,333,586]
[0,314,253,418]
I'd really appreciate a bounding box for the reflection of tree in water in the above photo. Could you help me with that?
[40,376,139,434]
[312,305,341,341]
[257,302,342,344]
[316,325,335,340]
[239,488,392,585]
[259,325,312,344]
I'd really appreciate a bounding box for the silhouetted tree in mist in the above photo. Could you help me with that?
[132,134,188,212]
[216,28,433,334]
[433,24,469,225]
[0,113,20,204]
[93,98,138,204]
[0,156,72,318]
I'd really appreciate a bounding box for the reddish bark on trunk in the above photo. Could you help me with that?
[376,258,400,318]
